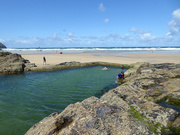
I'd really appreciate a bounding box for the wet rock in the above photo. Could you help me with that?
[147,89,163,97]
[172,116,180,128]
[153,63,178,69]
[125,62,144,77]
[58,61,81,66]
[24,63,37,71]
[26,96,154,135]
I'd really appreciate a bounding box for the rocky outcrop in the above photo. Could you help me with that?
[0,52,37,75]
[0,42,6,49]
[26,62,180,135]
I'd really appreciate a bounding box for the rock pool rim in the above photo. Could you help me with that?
[0,61,132,75]
[27,61,132,73]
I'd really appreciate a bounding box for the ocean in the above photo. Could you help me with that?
[0,66,125,135]
[2,46,180,54]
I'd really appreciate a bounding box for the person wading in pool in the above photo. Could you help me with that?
[117,71,124,84]
[121,65,124,69]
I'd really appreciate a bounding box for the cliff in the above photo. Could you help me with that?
[0,42,6,49]
[0,52,37,75]
[25,62,180,135]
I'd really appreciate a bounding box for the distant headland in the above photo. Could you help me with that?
[0,42,6,49]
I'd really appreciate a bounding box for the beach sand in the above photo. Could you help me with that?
[16,51,180,68]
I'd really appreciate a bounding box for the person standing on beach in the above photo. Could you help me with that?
[43,56,46,65]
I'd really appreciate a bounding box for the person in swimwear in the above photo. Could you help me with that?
[102,67,108,70]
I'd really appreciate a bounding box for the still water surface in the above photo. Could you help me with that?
[0,66,126,135]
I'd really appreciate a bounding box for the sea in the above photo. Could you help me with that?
[2,46,180,54]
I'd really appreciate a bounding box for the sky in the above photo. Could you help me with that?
[0,0,180,48]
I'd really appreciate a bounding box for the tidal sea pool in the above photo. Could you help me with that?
[0,66,126,135]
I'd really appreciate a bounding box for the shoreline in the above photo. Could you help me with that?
[1,50,180,75]
[19,52,180,68]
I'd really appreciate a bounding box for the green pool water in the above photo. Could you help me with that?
[0,66,126,135]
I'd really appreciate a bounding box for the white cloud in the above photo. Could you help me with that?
[66,32,80,43]
[51,33,57,38]
[130,27,138,32]
[80,36,98,40]
[166,32,172,38]
[167,8,180,36]
[49,33,62,41]
[68,32,73,37]
[172,8,180,26]
[15,38,39,44]
[138,30,150,34]
[99,3,106,12]
[98,33,134,43]
[138,33,156,41]
[106,34,120,39]
[130,27,149,34]
[0,38,5,42]
[122,34,133,40]
[104,18,109,23]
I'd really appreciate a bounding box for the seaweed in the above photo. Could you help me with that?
[157,95,180,108]
[128,106,161,135]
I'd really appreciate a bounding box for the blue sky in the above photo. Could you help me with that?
[0,0,180,48]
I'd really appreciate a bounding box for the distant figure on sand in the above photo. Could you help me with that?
[102,67,108,70]
[117,71,124,84]
[43,56,46,65]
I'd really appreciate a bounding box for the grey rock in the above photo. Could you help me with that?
[0,52,37,75]
[58,61,81,66]
[24,63,37,71]
[26,97,154,135]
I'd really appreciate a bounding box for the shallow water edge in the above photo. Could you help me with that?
[25,61,132,74]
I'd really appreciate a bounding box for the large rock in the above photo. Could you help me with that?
[26,62,180,135]
[26,97,154,135]
[0,52,37,75]
[0,42,6,49]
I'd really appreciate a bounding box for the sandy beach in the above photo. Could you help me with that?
[15,51,180,68]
